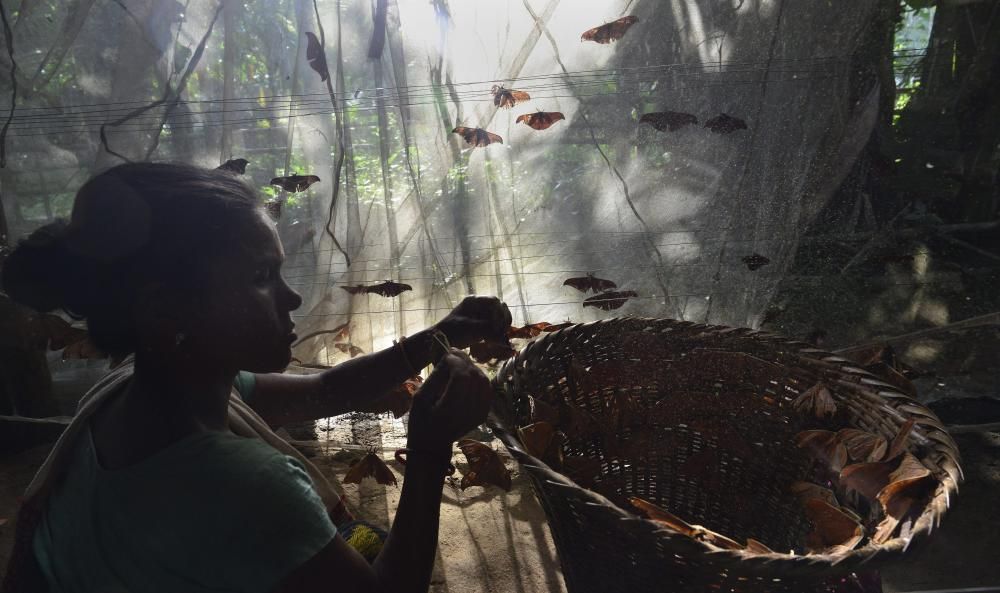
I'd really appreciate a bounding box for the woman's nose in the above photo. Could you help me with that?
[281,278,303,311]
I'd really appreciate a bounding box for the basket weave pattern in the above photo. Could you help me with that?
[491,318,962,593]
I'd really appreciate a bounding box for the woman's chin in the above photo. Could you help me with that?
[242,349,294,374]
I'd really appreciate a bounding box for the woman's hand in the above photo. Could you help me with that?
[431,296,512,349]
[406,349,492,453]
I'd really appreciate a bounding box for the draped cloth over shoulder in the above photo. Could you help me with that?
[1,357,352,593]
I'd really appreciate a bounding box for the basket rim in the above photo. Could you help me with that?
[490,316,963,576]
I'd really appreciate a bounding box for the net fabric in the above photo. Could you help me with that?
[0,0,881,358]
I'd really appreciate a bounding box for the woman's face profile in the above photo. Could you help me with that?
[188,209,303,373]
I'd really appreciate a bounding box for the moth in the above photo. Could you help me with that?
[741,253,770,271]
[802,498,864,554]
[341,285,368,295]
[343,450,397,486]
[452,126,503,147]
[704,113,748,134]
[628,497,743,550]
[340,281,413,297]
[562,273,617,293]
[457,439,512,491]
[865,363,918,397]
[883,418,916,462]
[507,322,552,339]
[582,290,638,311]
[305,32,330,82]
[216,158,249,174]
[334,343,364,357]
[792,382,837,420]
[839,421,920,496]
[581,15,638,44]
[270,174,321,193]
[358,375,423,418]
[491,85,530,109]
[639,111,698,132]
[795,429,848,472]
[871,453,936,543]
[790,481,840,508]
[516,111,565,130]
[517,421,564,466]
[469,340,517,364]
[328,323,351,342]
[837,428,888,463]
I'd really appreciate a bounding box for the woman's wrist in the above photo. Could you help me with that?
[398,329,449,373]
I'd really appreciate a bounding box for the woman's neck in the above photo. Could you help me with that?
[89,356,237,470]
[129,354,237,433]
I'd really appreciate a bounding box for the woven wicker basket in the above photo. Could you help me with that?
[491,318,962,593]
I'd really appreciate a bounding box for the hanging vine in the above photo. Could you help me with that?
[98,2,223,162]
[312,0,351,268]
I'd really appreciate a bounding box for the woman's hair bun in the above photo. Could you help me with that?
[1,219,84,314]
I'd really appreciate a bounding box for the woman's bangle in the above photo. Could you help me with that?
[393,338,421,376]
[394,330,451,375]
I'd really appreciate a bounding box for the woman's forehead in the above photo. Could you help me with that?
[229,210,284,262]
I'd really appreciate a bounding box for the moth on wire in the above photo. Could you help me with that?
[452,126,503,147]
[704,113,748,134]
[344,450,397,486]
[581,15,638,44]
[491,85,530,109]
[270,174,321,193]
[741,253,770,271]
[340,281,413,298]
[639,111,698,132]
[563,273,617,294]
[516,111,565,131]
[304,32,330,82]
[216,158,249,174]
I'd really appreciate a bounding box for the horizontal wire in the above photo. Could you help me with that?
[288,276,972,318]
[2,47,930,115]
[2,69,840,135]
[3,74,842,137]
[6,63,844,125]
[281,246,787,281]
[283,264,975,288]
[278,231,852,274]
[4,49,916,114]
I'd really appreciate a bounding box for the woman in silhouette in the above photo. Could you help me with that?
[1,162,511,593]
